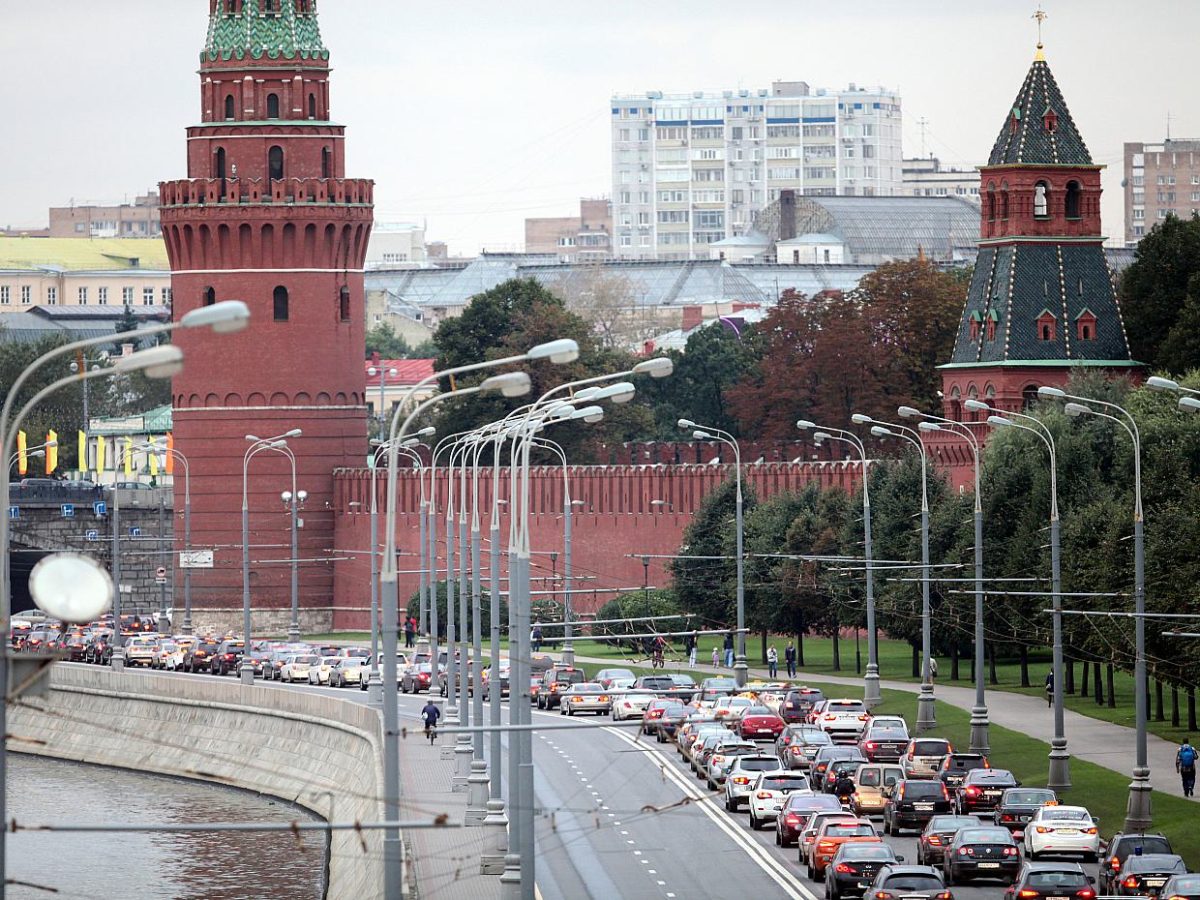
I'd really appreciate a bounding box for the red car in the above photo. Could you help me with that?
[737,705,785,741]
[642,698,676,735]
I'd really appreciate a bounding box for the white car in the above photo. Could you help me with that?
[329,657,367,687]
[723,754,785,811]
[705,741,758,788]
[124,636,159,667]
[308,656,343,685]
[280,654,317,683]
[712,695,754,724]
[1022,805,1101,861]
[611,689,657,721]
[559,683,612,716]
[153,641,186,671]
[816,698,869,742]
[746,770,812,830]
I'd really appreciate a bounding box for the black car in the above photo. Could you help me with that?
[859,723,910,762]
[1003,861,1097,900]
[668,674,698,703]
[993,788,1057,831]
[699,676,738,703]
[812,746,867,785]
[84,631,114,665]
[917,815,984,867]
[183,639,220,673]
[210,640,245,676]
[780,687,826,723]
[827,842,903,900]
[883,779,953,835]
[943,825,1021,885]
[777,725,833,770]
[954,768,1019,815]
[774,791,844,848]
[58,632,89,662]
[866,864,951,900]
[1099,832,1174,894]
[1159,874,1200,900]
[936,752,990,789]
[1115,853,1187,898]
[653,704,690,743]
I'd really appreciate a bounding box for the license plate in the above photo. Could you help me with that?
[857,883,870,890]
[978,862,1000,868]
[1047,896,1069,900]
[1146,879,1167,887]
[1057,828,1078,834]
[758,728,771,733]
[914,802,934,810]
[985,790,1002,797]
[773,805,783,811]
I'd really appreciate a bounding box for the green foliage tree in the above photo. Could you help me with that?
[1120,213,1200,372]
[365,321,412,359]
[670,478,756,629]
[407,580,506,642]
[594,589,682,653]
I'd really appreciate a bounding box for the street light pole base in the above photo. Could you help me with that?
[734,657,748,688]
[1122,766,1153,833]
[1047,737,1072,793]
[110,648,125,673]
[916,685,937,732]
[561,642,574,667]
[287,626,300,643]
[239,662,255,685]
[499,853,521,898]
[863,666,882,709]
[465,760,490,825]
[367,669,383,705]
[968,705,990,755]
[452,735,472,792]
[441,705,459,758]
[181,617,192,636]
[480,799,509,874]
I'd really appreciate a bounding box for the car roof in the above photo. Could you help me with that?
[1023,861,1086,873]
[879,865,942,877]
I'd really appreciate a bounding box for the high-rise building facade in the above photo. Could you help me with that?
[1123,139,1200,246]
[159,0,372,630]
[610,81,902,260]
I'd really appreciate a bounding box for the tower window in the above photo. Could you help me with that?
[308,93,317,119]
[267,93,280,119]
[204,287,216,307]
[1065,181,1082,219]
[264,0,281,16]
[1037,311,1057,342]
[322,147,331,179]
[986,186,996,222]
[268,146,284,181]
[215,147,226,179]
[224,95,236,121]
[273,286,289,321]
[999,184,1010,219]
[339,286,351,322]
[1033,181,1050,218]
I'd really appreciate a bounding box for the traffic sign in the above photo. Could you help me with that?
[93,501,107,516]
[155,566,167,585]
[85,530,99,542]
[179,549,214,569]
[60,504,75,519]
[129,526,142,537]
[7,506,17,520]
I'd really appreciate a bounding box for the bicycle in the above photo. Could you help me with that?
[424,720,438,744]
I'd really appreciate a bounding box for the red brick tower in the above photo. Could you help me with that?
[160,0,372,631]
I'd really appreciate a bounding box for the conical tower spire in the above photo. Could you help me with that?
[204,0,327,63]
[988,51,1090,167]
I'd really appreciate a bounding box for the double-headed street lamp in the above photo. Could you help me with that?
[854,413,937,732]
[966,398,1070,790]
[679,418,747,686]
[280,486,308,643]
[367,364,399,439]
[799,421,880,708]
[1037,385,1149,830]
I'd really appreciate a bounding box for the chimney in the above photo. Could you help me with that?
[681,306,704,331]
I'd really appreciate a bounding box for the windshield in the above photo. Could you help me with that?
[1127,856,1186,874]
[828,700,865,711]
[959,828,1012,844]
[1042,808,1090,821]
[825,823,875,837]
[762,776,808,791]
[913,740,950,756]
[858,769,882,787]
[884,875,944,892]
[804,732,833,746]
[291,656,317,664]
[1005,790,1054,804]
[1027,871,1090,889]
[744,706,772,716]
[903,782,946,799]
[739,759,781,771]
[841,845,895,860]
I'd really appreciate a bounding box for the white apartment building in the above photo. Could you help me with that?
[611,80,902,260]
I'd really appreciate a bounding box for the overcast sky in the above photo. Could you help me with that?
[2,1,1195,254]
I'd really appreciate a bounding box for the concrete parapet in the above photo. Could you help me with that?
[8,665,385,899]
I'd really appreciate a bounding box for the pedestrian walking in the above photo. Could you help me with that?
[1177,737,1197,797]
[531,622,542,654]
[766,645,779,679]
[685,631,697,669]
[404,617,415,649]
[1044,669,1054,708]
[928,656,938,681]
[711,645,720,668]
[785,641,797,679]
[723,631,735,668]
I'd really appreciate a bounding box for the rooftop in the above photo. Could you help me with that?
[784,196,980,263]
[0,237,169,272]
[364,359,435,386]
[988,49,1092,167]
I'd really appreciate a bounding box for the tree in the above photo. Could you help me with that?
[670,478,756,629]
[113,305,142,350]
[1120,212,1200,372]
[549,263,657,350]
[0,336,83,471]
[365,322,412,359]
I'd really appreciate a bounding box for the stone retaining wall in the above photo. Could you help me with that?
[8,665,385,899]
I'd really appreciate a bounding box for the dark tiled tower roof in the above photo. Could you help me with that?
[988,50,1091,167]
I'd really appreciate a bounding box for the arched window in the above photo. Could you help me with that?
[273,286,289,321]
[204,287,216,307]
[999,183,1010,219]
[1037,311,1057,342]
[268,146,284,181]
[215,147,226,179]
[224,95,235,121]
[1065,181,1082,219]
[266,93,280,119]
[308,93,317,119]
[1022,385,1040,410]
[949,385,962,422]
[1033,180,1050,218]
[264,0,281,15]
[986,186,996,222]
[321,147,331,179]
[339,286,351,322]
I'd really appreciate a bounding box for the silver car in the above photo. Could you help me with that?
[559,683,612,716]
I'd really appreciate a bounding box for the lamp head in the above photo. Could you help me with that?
[297,490,308,502]
[1063,402,1089,417]
[281,490,293,503]
[897,406,921,418]
[917,421,940,432]
[796,419,816,430]
[598,381,636,404]
[632,357,673,378]
[114,345,184,379]
[677,418,695,430]
[869,426,892,438]
[401,437,420,448]
[179,299,251,334]
[1179,396,1200,413]
[526,339,579,364]
[963,399,989,412]
[284,428,302,438]
[987,415,1012,427]
[573,387,600,402]
[367,366,378,376]
[416,426,436,437]
[692,430,711,440]
[571,405,604,424]
[851,413,872,425]
[814,431,833,441]
[479,371,532,397]
[1037,386,1066,400]
[1146,375,1180,392]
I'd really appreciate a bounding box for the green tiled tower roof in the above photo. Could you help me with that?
[987,51,1091,167]
[203,0,328,63]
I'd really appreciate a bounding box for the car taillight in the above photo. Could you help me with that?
[1123,877,1140,890]
[732,777,750,785]
[934,893,953,900]
[835,863,855,874]
[1083,827,1097,834]
[785,814,800,825]
[712,755,725,765]
[598,696,609,703]
[817,840,835,851]
[965,786,980,797]
[927,834,943,845]
[1075,890,1095,899]
[1017,890,1039,899]
[1109,856,1121,872]
[858,714,869,720]
[1001,813,1014,822]
[957,847,972,856]
[756,791,773,799]
[825,714,836,720]
[1036,826,1052,833]
[792,747,804,755]
[1003,846,1017,856]
[866,742,877,749]
[874,892,896,900]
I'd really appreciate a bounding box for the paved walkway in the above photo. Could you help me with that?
[570,653,1196,802]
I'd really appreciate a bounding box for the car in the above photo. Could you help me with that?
[632,674,676,695]
[859,721,911,762]
[362,652,408,691]
[211,640,246,676]
[558,683,612,716]
[775,792,844,847]
[779,725,834,770]
[779,687,826,723]
[84,630,115,665]
[280,654,318,683]
[329,657,367,687]
[241,645,272,678]
[705,740,759,789]
[993,787,1058,831]
[711,695,754,723]
[736,705,786,741]
[723,754,785,811]
[1003,861,1098,900]
[825,758,870,795]
[537,666,586,710]
[799,811,863,869]
[668,673,698,703]
[746,770,811,830]
[1099,832,1174,894]
[942,825,1021,885]
[808,817,883,881]
[641,698,678,735]
[652,704,689,741]
[681,722,727,762]
[594,667,635,689]
[699,676,739,704]
[883,779,954,835]
[611,689,658,722]
[691,731,736,774]
[1022,805,1100,861]
[263,647,296,681]
[901,738,954,780]
[307,655,343,685]
[812,746,868,787]
[954,768,1019,815]
[827,842,904,900]
[866,864,954,900]
[183,639,220,673]
[916,815,986,868]
[817,699,870,742]
[1114,853,1187,898]
[480,662,510,700]
[935,752,990,790]
[851,763,904,818]
[122,635,159,667]
[151,640,183,670]
[401,662,438,694]
[57,631,89,662]
[1158,873,1200,900]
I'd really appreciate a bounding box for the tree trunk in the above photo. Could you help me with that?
[1093,661,1103,705]
[912,644,920,679]
[950,643,960,681]
[1065,658,1075,695]
[1019,645,1030,687]
[988,643,999,686]
[1155,679,1165,722]
[1172,684,1181,727]
[1188,686,1197,732]
[1081,659,1089,697]
[831,615,841,672]
[797,630,805,667]
[761,629,768,666]
[1106,663,1116,709]
[969,651,975,684]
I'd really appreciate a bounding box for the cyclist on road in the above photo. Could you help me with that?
[421,699,441,743]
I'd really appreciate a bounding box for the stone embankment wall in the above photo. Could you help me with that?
[8,665,385,899]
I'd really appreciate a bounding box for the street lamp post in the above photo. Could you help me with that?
[973,399,1070,790]
[368,364,398,440]
[1038,386,1149,829]
[679,419,746,686]
[800,421,880,708]
[899,406,989,753]
[857,414,936,731]
[281,486,307,642]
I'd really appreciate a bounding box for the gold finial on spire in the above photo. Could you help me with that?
[1033,6,1048,60]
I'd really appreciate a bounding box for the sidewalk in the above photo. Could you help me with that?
[570,652,1196,802]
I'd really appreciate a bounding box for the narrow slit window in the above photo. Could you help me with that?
[273,286,289,321]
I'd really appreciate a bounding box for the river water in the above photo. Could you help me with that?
[8,754,327,899]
